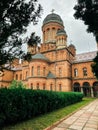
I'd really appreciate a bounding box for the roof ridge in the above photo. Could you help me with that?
[76,51,97,55]
[74,51,97,63]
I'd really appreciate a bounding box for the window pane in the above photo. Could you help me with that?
[20,74,22,80]
[31,83,33,89]
[43,84,45,90]
[37,66,40,75]
[83,68,87,76]
[16,74,18,80]
[32,67,34,76]
[37,83,39,89]
[50,84,52,91]
[59,84,62,91]
[43,67,46,76]
[59,68,62,77]
[26,71,28,78]
[74,68,78,77]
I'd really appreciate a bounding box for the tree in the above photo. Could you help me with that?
[92,52,98,78]
[74,0,98,78]
[9,80,26,89]
[0,0,42,70]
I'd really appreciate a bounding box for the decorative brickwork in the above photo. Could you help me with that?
[0,13,98,97]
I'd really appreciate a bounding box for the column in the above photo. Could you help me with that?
[63,38,65,45]
[91,87,94,97]
[56,38,58,46]
[81,87,83,93]
[46,30,47,42]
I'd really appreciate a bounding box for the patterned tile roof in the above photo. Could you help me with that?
[31,53,50,62]
[73,51,97,63]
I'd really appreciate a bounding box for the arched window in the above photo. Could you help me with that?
[52,27,55,30]
[52,27,55,39]
[37,66,40,76]
[93,82,98,87]
[83,67,87,76]
[83,82,90,96]
[59,84,62,91]
[43,67,46,76]
[50,84,53,91]
[47,28,50,40]
[43,83,46,90]
[1,85,3,88]
[26,71,28,78]
[37,83,39,90]
[20,74,22,80]
[59,68,62,77]
[31,83,33,89]
[74,68,78,77]
[43,31,45,42]
[16,74,18,80]
[32,66,34,76]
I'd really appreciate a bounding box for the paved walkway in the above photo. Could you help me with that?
[51,99,98,130]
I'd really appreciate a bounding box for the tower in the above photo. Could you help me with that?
[42,12,66,44]
[56,29,67,49]
[26,12,76,92]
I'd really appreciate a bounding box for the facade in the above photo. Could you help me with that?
[0,12,98,97]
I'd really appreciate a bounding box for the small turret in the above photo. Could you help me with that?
[56,29,67,49]
[68,44,76,56]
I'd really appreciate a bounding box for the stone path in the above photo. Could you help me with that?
[51,99,98,130]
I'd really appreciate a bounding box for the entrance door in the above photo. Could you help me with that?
[83,82,91,97]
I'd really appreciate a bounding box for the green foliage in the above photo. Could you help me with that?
[0,89,83,128]
[3,98,94,130]
[92,52,98,79]
[74,0,98,42]
[74,0,98,78]
[0,0,42,68]
[9,80,26,89]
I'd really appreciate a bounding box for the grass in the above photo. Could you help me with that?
[3,98,95,130]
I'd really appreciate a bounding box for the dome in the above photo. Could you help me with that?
[56,29,66,35]
[69,44,76,49]
[43,13,64,26]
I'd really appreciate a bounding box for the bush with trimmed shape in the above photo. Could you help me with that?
[0,88,83,128]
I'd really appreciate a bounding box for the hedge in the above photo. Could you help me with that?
[0,88,83,127]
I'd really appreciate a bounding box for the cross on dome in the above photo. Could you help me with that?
[51,9,55,13]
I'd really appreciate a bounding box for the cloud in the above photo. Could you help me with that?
[27,0,97,54]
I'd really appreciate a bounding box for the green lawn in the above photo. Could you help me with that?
[3,98,95,130]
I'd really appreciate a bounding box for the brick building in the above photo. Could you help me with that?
[0,12,98,97]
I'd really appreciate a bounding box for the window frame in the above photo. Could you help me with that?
[74,68,78,77]
[32,66,34,76]
[59,68,62,77]
[37,66,40,76]
[83,67,87,76]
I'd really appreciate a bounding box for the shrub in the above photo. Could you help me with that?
[9,80,26,89]
[0,88,83,128]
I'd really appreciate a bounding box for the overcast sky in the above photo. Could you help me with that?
[27,0,97,54]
